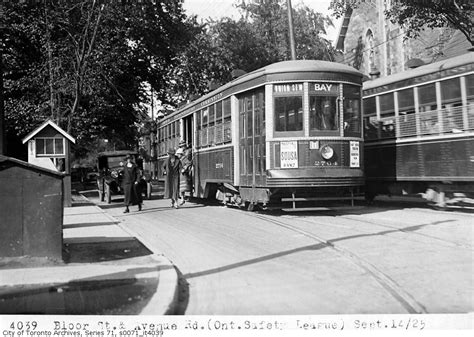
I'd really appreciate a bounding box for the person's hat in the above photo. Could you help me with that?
[176,148,184,156]
[167,148,176,155]
[125,154,133,160]
[179,140,187,147]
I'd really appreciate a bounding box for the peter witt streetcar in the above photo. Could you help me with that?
[363,52,474,208]
[156,60,364,209]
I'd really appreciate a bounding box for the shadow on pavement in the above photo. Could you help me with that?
[63,238,153,263]
[0,269,159,315]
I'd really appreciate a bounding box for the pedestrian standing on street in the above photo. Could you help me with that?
[122,154,142,213]
[176,144,193,205]
[163,148,182,208]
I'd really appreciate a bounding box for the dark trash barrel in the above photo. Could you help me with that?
[0,156,64,260]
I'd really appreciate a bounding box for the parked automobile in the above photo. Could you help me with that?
[96,150,150,203]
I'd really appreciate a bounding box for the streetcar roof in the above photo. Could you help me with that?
[363,52,474,92]
[171,60,362,117]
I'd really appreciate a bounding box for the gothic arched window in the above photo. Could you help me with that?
[365,29,375,73]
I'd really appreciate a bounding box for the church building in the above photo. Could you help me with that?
[334,0,472,78]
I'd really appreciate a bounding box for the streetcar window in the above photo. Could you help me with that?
[247,96,253,137]
[440,77,461,103]
[208,105,215,146]
[418,83,438,135]
[209,104,215,124]
[274,96,303,132]
[223,98,231,119]
[467,74,474,130]
[203,108,209,146]
[215,102,223,144]
[363,96,377,140]
[309,96,338,131]
[255,92,265,136]
[418,83,437,108]
[379,93,395,139]
[216,101,223,121]
[196,110,202,129]
[343,99,361,134]
[397,88,416,137]
[202,107,208,126]
[223,98,232,143]
[467,74,474,97]
[343,85,361,135]
[440,78,463,132]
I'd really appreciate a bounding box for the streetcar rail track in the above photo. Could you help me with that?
[232,208,429,314]
[278,207,472,250]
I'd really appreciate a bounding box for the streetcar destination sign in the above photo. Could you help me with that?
[350,141,360,168]
[309,83,338,93]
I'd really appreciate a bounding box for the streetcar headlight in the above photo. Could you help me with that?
[111,170,119,178]
[320,145,334,160]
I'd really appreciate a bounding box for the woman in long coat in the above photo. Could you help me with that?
[163,148,182,208]
[122,155,142,213]
[176,146,193,205]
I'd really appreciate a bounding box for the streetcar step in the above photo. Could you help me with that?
[281,196,356,202]
[282,206,366,212]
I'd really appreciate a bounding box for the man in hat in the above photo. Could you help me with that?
[122,154,142,213]
[163,148,182,208]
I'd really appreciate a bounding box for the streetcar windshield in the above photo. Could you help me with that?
[274,96,303,132]
[309,96,338,131]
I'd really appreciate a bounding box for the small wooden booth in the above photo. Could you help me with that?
[0,155,64,259]
[22,119,76,207]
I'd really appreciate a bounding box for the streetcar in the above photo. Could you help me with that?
[362,52,474,208]
[156,60,364,209]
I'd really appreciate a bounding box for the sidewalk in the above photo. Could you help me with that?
[0,193,178,315]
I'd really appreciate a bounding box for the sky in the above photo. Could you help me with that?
[182,0,341,43]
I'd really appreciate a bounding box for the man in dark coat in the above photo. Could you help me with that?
[122,154,142,213]
[163,148,182,208]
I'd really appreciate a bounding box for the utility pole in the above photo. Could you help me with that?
[0,44,5,155]
[287,0,296,60]
[150,88,156,179]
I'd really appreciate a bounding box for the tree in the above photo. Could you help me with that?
[329,0,473,46]
[168,0,337,103]
[3,1,197,160]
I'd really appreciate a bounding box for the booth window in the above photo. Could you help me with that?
[36,137,64,156]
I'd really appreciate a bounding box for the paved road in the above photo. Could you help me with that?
[92,194,473,315]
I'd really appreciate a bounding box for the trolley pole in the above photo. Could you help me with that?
[287,0,296,60]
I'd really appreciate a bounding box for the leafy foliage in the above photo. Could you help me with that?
[167,0,336,102]
[329,0,473,45]
[3,1,195,160]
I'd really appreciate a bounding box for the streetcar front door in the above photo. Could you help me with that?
[239,90,266,190]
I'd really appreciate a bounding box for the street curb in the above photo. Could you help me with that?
[113,221,179,315]
[77,192,180,315]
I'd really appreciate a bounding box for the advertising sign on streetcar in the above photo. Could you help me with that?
[350,141,360,168]
[281,141,298,168]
